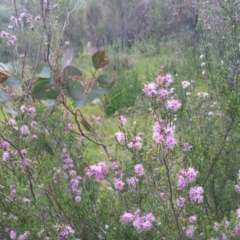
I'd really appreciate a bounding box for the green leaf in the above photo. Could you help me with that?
[4,107,17,115]
[81,118,94,132]
[36,63,49,74]
[62,48,74,69]
[43,99,55,110]
[0,88,11,103]
[92,50,109,70]
[0,63,10,72]
[74,100,86,108]
[44,83,61,99]
[96,74,114,85]
[66,81,85,101]
[5,76,22,89]
[32,80,49,100]
[74,92,98,107]
[91,77,115,95]
[62,66,82,83]
[38,67,51,79]
[6,62,20,75]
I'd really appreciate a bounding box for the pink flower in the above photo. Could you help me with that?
[9,230,17,239]
[75,196,81,202]
[143,83,157,96]
[65,41,70,46]
[10,189,17,197]
[1,141,10,148]
[235,185,240,194]
[182,81,191,89]
[119,115,127,125]
[67,123,73,131]
[21,158,31,170]
[121,212,135,223]
[145,213,155,223]
[159,88,169,98]
[177,175,188,190]
[160,192,168,201]
[28,107,36,114]
[189,216,196,223]
[165,136,177,148]
[3,151,10,161]
[189,186,204,203]
[183,143,192,151]
[127,177,138,186]
[20,125,30,135]
[20,105,27,113]
[165,74,173,86]
[134,164,145,177]
[20,149,27,156]
[0,31,8,38]
[23,198,31,203]
[111,161,119,169]
[30,121,37,127]
[237,208,240,219]
[184,225,195,239]
[115,132,125,143]
[185,168,199,183]
[114,179,125,190]
[213,222,219,231]
[127,140,142,150]
[165,99,181,111]
[176,197,186,207]
[8,119,16,125]
[225,221,230,228]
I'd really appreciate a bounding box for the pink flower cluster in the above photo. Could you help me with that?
[121,210,155,232]
[189,186,204,203]
[134,164,145,177]
[177,168,199,190]
[152,120,177,148]
[143,73,181,111]
[127,136,143,150]
[61,149,82,202]
[0,31,17,46]
[182,225,195,239]
[119,115,127,125]
[85,161,108,182]
[115,132,125,143]
[56,224,75,239]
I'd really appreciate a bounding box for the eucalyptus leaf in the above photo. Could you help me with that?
[0,88,11,103]
[5,76,22,89]
[32,80,49,100]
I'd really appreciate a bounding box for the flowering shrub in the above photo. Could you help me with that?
[1,0,240,239]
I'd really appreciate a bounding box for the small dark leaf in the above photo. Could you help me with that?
[32,80,49,100]
[81,118,94,132]
[92,50,109,70]
[0,88,11,103]
[44,83,61,99]
[62,66,82,83]
[62,48,74,69]
[0,71,10,84]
